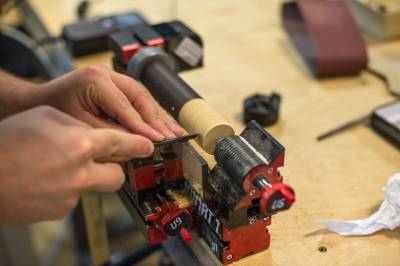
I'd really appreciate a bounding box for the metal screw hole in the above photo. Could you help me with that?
[318,246,327,253]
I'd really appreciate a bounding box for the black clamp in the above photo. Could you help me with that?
[243,93,281,127]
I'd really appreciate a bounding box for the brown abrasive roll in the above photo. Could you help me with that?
[141,60,234,154]
[282,0,368,78]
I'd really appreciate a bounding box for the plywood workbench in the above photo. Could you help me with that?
[28,0,400,265]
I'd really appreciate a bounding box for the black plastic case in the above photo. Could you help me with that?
[371,100,400,148]
[62,12,147,57]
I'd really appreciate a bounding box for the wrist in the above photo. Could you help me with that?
[0,70,41,118]
[14,82,42,112]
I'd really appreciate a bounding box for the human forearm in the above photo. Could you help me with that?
[0,65,183,140]
[0,70,38,119]
[0,106,153,224]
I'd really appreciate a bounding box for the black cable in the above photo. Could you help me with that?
[317,115,370,141]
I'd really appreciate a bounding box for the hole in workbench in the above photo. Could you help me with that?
[318,246,327,253]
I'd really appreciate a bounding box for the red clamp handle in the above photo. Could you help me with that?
[259,183,295,216]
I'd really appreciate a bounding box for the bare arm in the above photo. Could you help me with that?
[0,70,38,119]
[0,106,154,224]
[0,65,183,140]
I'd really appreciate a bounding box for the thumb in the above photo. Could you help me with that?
[87,128,154,162]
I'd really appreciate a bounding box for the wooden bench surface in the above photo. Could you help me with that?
[30,0,400,265]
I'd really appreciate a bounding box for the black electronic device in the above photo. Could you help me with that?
[62,12,148,57]
[371,100,400,148]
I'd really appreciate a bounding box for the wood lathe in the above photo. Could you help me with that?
[110,20,296,264]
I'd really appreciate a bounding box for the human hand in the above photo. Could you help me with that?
[22,65,183,141]
[0,106,154,224]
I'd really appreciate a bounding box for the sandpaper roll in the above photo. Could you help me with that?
[140,60,234,154]
[282,0,368,78]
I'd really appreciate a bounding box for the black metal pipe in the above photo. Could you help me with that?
[141,60,201,118]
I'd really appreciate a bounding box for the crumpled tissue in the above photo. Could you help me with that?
[317,172,400,236]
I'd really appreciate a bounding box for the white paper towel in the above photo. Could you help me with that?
[317,173,400,236]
